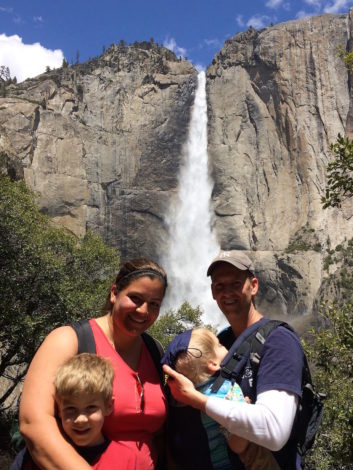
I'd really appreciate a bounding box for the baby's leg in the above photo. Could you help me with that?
[238,442,280,470]
[227,434,249,454]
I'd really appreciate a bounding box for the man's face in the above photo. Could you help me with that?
[211,263,258,321]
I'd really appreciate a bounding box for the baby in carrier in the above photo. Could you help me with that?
[162,328,280,470]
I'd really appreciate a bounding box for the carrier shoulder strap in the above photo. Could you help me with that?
[212,318,290,393]
[71,319,96,354]
[215,318,324,456]
[249,319,291,366]
[141,332,165,384]
[211,317,268,392]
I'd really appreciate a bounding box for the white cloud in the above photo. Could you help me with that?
[195,63,205,72]
[13,16,23,25]
[324,0,351,13]
[302,0,325,10]
[33,16,43,23]
[266,0,283,8]
[0,34,64,82]
[297,0,323,17]
[304,0,322,5]
[236,14,245,27]
[163,37,187,59]
[247,15,271,29]
[203,38,222,49]
[296,9,312,18]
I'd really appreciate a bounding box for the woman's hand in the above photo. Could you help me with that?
[162,365,208,412]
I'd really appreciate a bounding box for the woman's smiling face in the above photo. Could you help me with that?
[110,276,165,337]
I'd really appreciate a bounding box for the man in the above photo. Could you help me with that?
[163,250,304,470]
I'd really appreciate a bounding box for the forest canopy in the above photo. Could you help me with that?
[0,174,119,409]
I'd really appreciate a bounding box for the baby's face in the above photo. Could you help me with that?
[211,335,228,368]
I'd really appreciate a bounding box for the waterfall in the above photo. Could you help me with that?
[162,71,223,328]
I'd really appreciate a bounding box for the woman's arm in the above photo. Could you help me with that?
[19,326,92,470]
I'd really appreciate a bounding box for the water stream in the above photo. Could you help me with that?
[162,71,223,327]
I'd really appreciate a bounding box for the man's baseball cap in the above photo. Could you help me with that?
[207,250,255,277]
[160,329,193,369]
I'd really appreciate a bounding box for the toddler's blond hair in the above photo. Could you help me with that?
[175,328,218,385]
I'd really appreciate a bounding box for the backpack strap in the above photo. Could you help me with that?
[248,320,290,367]
[71,320,164,384]
[217,319,324,456]
[142,332,164,384]
[71,319,96,354]
[212,318,289,393]
[211,317,269,393]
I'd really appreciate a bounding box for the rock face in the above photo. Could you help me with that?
[1,14,353,320]
[0,43,197,257]
[206,13,353,318]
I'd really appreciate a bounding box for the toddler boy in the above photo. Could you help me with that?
[11,353,137,470]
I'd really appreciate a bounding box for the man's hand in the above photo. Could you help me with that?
[162,364,208,412]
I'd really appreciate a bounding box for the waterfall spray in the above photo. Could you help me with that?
[162,71,223,327]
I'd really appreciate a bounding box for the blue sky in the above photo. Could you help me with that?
[1,0,353,81]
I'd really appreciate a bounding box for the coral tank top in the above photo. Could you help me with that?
[89,319,167,470]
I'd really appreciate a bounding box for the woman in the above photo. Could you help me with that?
[19,258,168,470]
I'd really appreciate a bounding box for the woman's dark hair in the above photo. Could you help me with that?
[102,258,167,314]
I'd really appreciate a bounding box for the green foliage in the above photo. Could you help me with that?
[285,240,312,253]
[76,83,83,100]
[0,175,119,408]
[148,302,215,349]
[322,133,353,209]
[321,238,353,304]
[0,65,11,81]
[338,45,353,72]
[322,49,353,210]
[303,303,353,469]
[0,82,6,97]
[285,224,321,253]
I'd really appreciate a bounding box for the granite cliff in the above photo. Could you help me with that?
[206,12,353,318]
[1,13,353,320]
[0,42,197,255]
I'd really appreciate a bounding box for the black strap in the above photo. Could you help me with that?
[211,317,269,392]
[71,320,164,384]
[216,319,324,456]
[72,319,96,354]
[212,318,292,393]
[249,320,290,362]
[141,332,164,383]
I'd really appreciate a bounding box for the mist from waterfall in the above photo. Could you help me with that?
[162,71,223,328]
